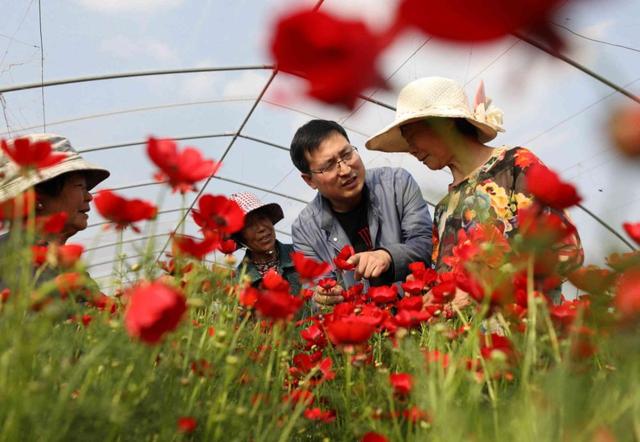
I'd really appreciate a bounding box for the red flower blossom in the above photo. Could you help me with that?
[303,407,336,423]
[54,272,84,298]
[1,288,10,303]
[57,244,84,267]
[270,9,387,109]
[401,278,425,296]
[397,295,423,311]
[368,285,397,305]
[291,252,330,281]
[623,222,640,245]
[397,0,564,46]
[549,296,589,329]
[424,350,450,369]
[334,245,355,270]
[147,137,221,194]
[326,315,377,345]
[124,281,187,344]
[362,432,388,442]
[93,190,157,232]
[318,278,337,290]
[254,290,302,320]
[1,137,66,170]
[394,308,432,328]
[239,286,259,308]
[261,269,290,292]
[526,163,582,210]
[300,323,327,349]
[192,194,244,235]
[389,372,413,396]
[480,334,515,361]
[81,314,92,327]
[37,212,68,234]
[614,269,640,319]
[173,233,220,260]
[609,104,640,157]
[408,261,438,285]
[177,416,197,433]
[283,389,315,407]
[217,238,237,254]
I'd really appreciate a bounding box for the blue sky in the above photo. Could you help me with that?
[1,0,639,290]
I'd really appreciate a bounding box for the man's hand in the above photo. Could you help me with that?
[313,284,345,306]
[346,249,392,281]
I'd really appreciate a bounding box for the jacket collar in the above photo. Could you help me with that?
[239,240,293,284]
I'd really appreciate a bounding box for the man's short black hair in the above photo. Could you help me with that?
[290,119,350,173]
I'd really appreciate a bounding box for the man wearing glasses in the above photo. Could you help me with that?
[290,119,433,306]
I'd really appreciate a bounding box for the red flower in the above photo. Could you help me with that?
[334,245,355,270]
[394,308,431,328]
[93,190,157,232]
[623,222,640,245]
[326,315,377,345]
[389,372,413,396]
[270,9,386,109]
[401,278,425,296]
[397,295,423,311]
[1,137,66,170]
[81,314,93,327]
[217,238,237,254]
[173,233,220,260]
[368,285,397,305]
[568,265,616,294]
[526,163,582,210]
[254,290,302,320]
[1,288,10,303]
[37,212,68,234]
[192,194,245,235]
[300,323,327,348]
[291,252,330,281]
[549,297,589,328]
[283,389,315,407]
[318,278,337,290]
[480,334,515,361]
[177,416,197,433]
[614,269,640,319]
[398,0,564,45]
[147,137,221,194]
[261,269,290,292]
[362,432,388,442]
[239,286,259,308]
[303,407,336,423]
[57,244,84,267]
[124,281,187,344]
[609,104,640,157]
[424,350,450,369]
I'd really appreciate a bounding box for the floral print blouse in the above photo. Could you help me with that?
[431,146,583,273]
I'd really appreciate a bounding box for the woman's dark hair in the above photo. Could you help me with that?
[290,120,350,173]
[453,118,480,140]
[34,173,69,197]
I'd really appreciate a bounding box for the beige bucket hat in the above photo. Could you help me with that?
[365,77,505,153]
[227,192,284,250]
[0,133,110,202]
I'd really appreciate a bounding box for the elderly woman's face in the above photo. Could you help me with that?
[240,211,276,254]
[38,172,93,237]
[401,120,456,171]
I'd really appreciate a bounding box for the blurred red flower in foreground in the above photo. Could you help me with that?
[397,0,564,46]
[270,9,386,109]
[614,269,640,319]
[173,233,220,260]
[254,290,302,320]
[334,245,355,271]
[303,407,336,423]
[177,416,197,433]
[124,281,187,344]
[526,163,582,210]
[1,137,66,170]
[623,222,640,245]
[609,104,640,157]
[94,190,157,232]
[327,315,377,345]
[389,372,413,396]
[0,192,35,225]
[217,238,236,254]
[147,137,221,194]
[361,432,389,442]
[37,212,68,234]
[291,252,330,281]
[261,269,290,292]
[192,194,244,235]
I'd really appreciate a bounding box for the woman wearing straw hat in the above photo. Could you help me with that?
[228,192,301,296]
[0,133,110,292]
[365,77,583,298]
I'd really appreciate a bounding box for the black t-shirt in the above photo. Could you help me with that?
[331,188,394,286]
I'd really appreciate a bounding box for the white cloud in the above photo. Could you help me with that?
[100,35,178,63]
[178,60,218,101]
[74,0,184,13]
[223,71,268,98]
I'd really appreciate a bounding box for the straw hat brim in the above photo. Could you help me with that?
[365,111,498,153]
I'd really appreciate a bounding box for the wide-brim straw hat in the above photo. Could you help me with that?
[228,192,284,248]
[0,133,110,202]
[365,77,505,153]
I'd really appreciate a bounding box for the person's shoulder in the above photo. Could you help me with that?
[368,166,413,182]
[294,194,321,223]
[505,146,542,170]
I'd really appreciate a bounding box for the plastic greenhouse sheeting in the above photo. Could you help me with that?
[1,0,639,291]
